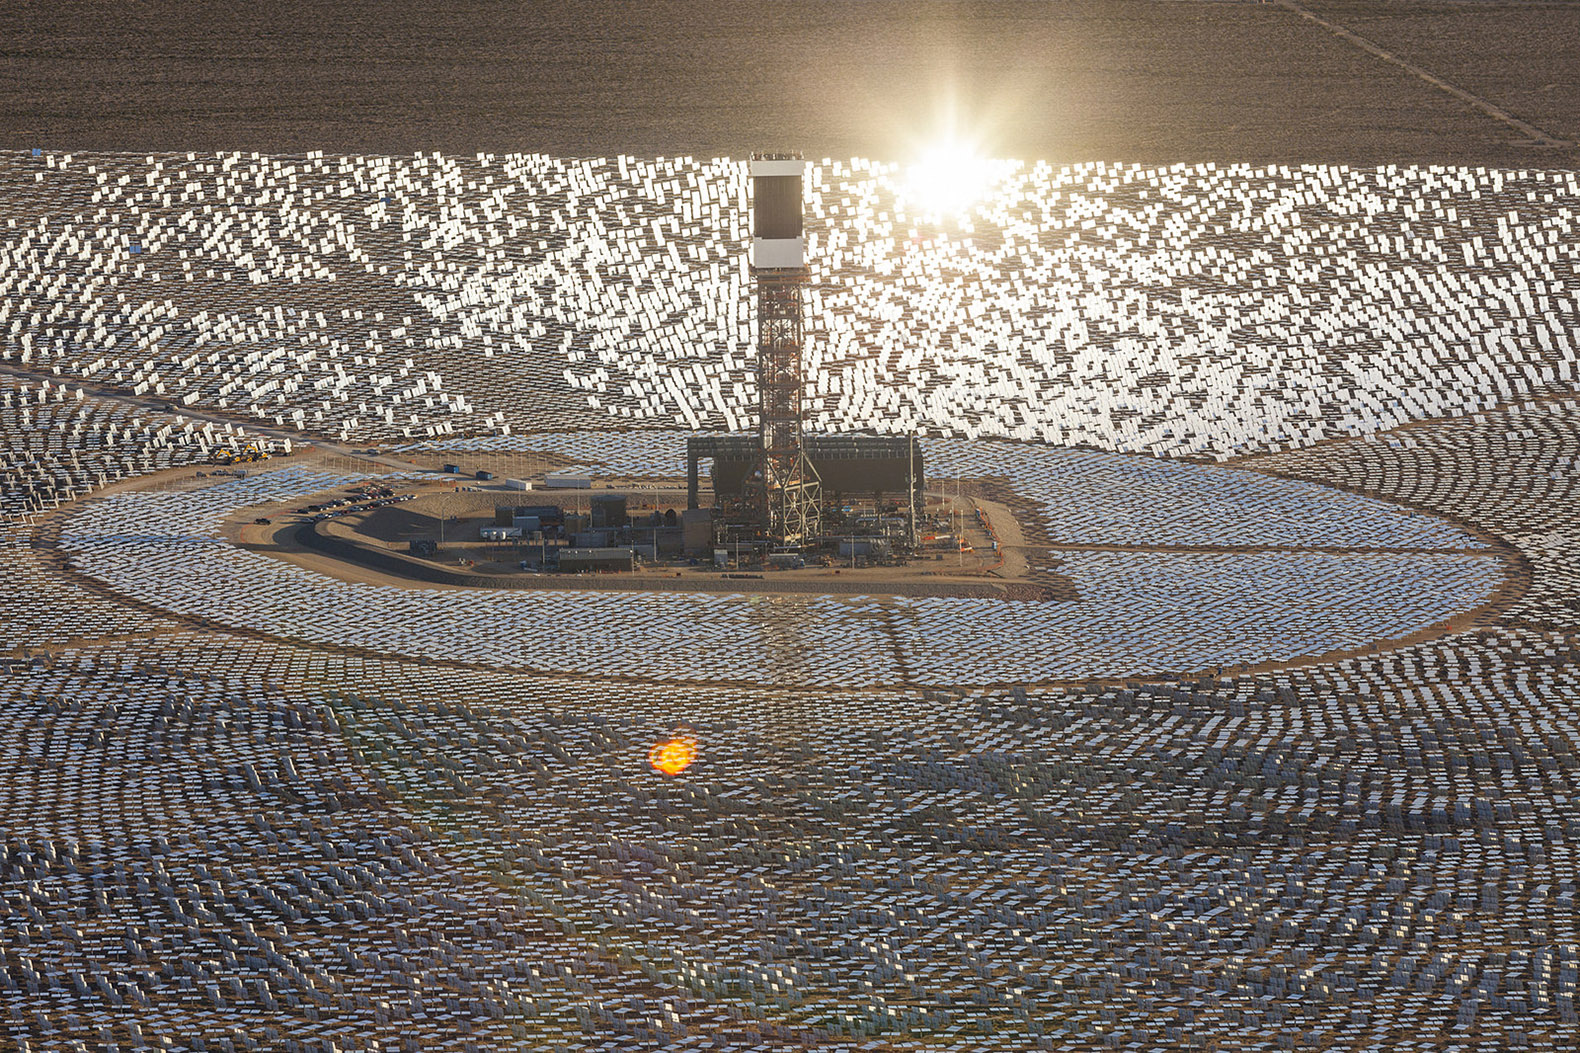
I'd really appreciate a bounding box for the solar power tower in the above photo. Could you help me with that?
[749,153,822,547]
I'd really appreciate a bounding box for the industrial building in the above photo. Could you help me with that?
[688,431,922,530]
[557,547,636,573]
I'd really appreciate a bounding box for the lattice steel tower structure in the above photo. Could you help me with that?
[748,154,821,546]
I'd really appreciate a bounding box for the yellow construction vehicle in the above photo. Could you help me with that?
[209,443,270,465]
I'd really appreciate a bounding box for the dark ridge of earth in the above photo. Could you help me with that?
[1,0,1576,166]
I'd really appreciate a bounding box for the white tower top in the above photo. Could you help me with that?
[749,154,806,270]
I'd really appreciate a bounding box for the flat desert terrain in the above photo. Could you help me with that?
[0,0,1574,165]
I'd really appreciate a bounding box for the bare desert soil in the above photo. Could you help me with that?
[1301,0,1580,146]
[1,0,1573,166]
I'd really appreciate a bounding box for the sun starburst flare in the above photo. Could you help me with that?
[648,735,698,776]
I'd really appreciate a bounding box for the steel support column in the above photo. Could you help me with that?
[751,268,820,546]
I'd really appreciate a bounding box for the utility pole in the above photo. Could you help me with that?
[907,433,918,550]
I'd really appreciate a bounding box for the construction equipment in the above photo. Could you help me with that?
[209,443,269,465]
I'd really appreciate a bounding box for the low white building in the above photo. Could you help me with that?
[544,467,593,489]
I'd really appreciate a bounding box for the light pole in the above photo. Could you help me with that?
[438,492,455,549]
[956,468,964,567]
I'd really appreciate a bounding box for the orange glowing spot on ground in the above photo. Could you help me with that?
[648,736,697,776]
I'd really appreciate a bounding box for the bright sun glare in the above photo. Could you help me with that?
[648,735,698,776]
[902,141,1003,220]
